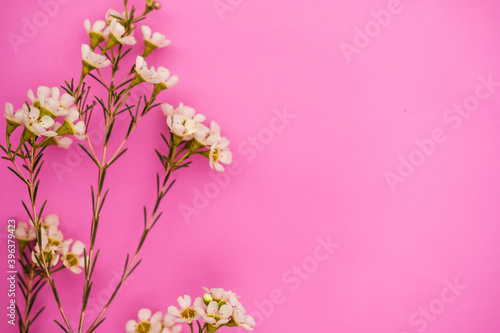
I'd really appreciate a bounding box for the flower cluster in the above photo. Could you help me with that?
[126,309,181,333]
[126,288,254,333]
[161,103,232,172]
[125,288,255,333]
[82,12,172,78]
[194,288,255,331]
[4,86,85,148]
[132,56,179,93]
[14,214,86,274]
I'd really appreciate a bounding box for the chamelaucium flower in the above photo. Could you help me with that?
[61,240,85,274]
[126,309,163,333]
[104,18,136,49]
[81,43,111,76]
[41,122,75,148]
[22,105,57,139]
[193,121,221,149]
[31,231,60,268]
[56,107,86,140]
[152,67,179,95]
[232,308,256,330]
[208,137,232,172]
[197,300,233,329]
[28,86,75,118]
[4,102,26,135]
[161,314,182,333]
[13,221,36,253]
[132,56,160,86]
[105,8,126,25]
[164,103,206,143]
[198,288,255,331]
[84,19,109,50]
[167,295,204,324]
[141,25,171,57]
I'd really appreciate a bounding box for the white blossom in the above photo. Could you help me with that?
[56,108,86,140]
[196,300,232,328]
[141,25,170,57]
[160,314,182,333]
[208,137,232,172]
[14,222,36,243]
[152,67,179,93]
[27,86,74,117]
[126,309,162,333]
[167,295,204,324]
[22,105,57,137]
[106,19,136,47]
[134,56,160,84]
[82,44,111,74]
[62,240,85,274]
[4,102,26,126]
[105,9,126,24]
[193,121,221,147]
[84,19,109,49]
[164,103,205,141]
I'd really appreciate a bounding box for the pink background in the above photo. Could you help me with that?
[1,0,500,332]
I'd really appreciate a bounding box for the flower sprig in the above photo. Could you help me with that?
[2,1,237,333]
[126,288,255,333]
[10,214,86,333]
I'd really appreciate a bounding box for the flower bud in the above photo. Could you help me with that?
[203,293,213,305]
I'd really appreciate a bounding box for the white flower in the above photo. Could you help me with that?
[160,103,175,118]
[31,231,60,267]
[43,122,74,148]
[14,222,36,242]
[45,225,64,250]
[126,309,162,333]
[200,288,255,330]
[208,138,232,172]
[105,9,126,24]
[28,86,74,117]
[105,19,136,47]
[5,102,26,135]
[84,19,109,49]
[82,44,111,75]
[141,25,171,57]
[152,67,179,94]
[41,213,64,250]
[4,103,25,125]
[194,121,221,147]
[167,295,203,324]
[55,136,73,148]
[133,56,160,84]
[161,314,182,333]
[233,309,255,330]
[84,19,107,36]
[196,300,232,328]
[56,108,86,140]
[164,103,206,141]
[22,105,57,137]
[62,240,85,274]
[42,213,60,229]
